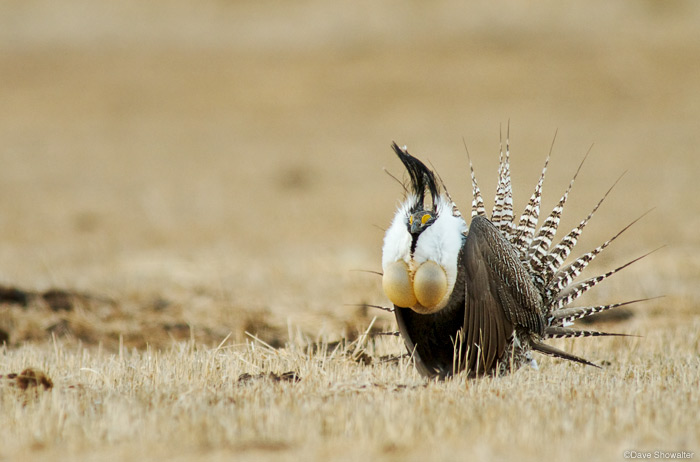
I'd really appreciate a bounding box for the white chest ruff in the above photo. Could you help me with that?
[382,197,466,313]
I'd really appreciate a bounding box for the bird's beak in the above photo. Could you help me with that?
[410,220,423,234]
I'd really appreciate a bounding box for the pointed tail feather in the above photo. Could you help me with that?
[530,340,600,368]
[541,172,625,286]
[528,148,591,284]
[431,161,462,218]
[492,124,515,236]
[553,247,662,310]
[544,326,635,339]
[491,127,505,222]
[546,211,653,302]
[549,297,656,326]
[512,153,550,258]
[464,139,486,218]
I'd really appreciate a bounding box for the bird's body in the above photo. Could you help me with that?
[382,140,647,378]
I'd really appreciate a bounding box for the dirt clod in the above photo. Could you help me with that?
[237,371,301,384]
[1,368,53,390]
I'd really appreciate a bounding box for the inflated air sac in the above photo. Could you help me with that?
[382,260,417,308]
[412,260,447,313]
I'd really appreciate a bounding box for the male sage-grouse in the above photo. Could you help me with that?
[381,137,650,378]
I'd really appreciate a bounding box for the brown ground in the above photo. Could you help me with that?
[1,1,699,461]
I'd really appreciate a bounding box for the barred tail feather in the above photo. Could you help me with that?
[543,327,632,339]
[550,298,655,327]
[464,141,486,218]
[546,210,652,301]
[553,248,660,310]
[528,149,591,282]
[540,173,625,286]
[432,163,462,218]
[512,154,550,257]
[492,126,514,236]
[490,131,505,222]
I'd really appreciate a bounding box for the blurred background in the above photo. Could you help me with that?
[0,0,698,347]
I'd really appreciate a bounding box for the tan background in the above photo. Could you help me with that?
[1,2,699,461]
[1,0,698,341]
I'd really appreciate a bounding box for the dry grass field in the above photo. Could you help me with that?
[1,1,699,461]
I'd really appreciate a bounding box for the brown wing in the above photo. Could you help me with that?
[463,216,544,374]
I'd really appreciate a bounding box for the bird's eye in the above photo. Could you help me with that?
[421,213,432,225]
[409,215,414,225]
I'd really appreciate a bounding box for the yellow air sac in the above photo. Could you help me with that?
[382,261,417,308]
[413,261,447,312]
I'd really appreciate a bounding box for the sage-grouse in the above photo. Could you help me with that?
[381,137,649,378]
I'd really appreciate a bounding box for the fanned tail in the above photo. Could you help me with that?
[457,132,653,373]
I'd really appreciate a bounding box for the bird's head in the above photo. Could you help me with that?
[382,144,467,314]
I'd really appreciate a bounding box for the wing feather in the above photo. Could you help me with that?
[463,216,522,374]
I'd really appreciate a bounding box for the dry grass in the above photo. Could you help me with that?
[1,315,698,462]
[1,1,700,461]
